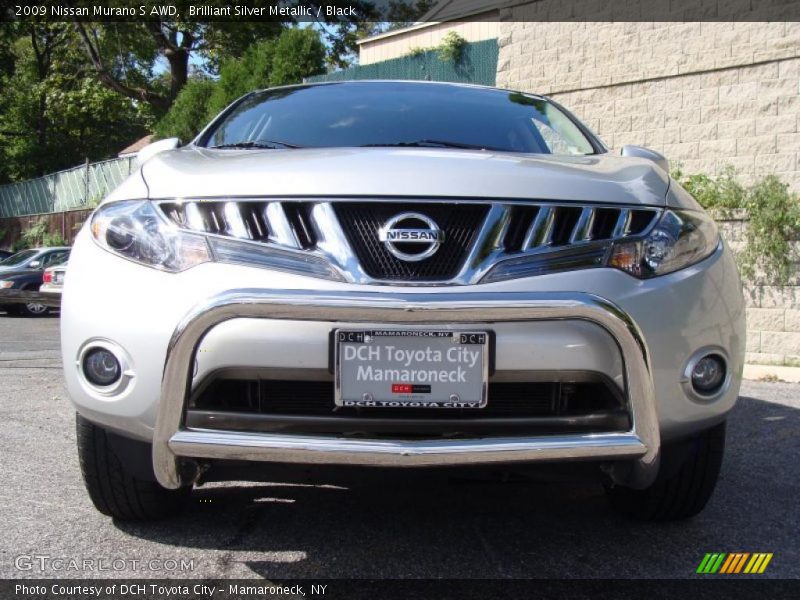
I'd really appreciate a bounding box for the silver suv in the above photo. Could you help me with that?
[62,81,743,521]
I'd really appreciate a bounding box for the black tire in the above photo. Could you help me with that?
[607,421,726,521]
[76,414,190,520]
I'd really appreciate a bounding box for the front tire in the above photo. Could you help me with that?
[607,421,726,521]
[76,414,189,520]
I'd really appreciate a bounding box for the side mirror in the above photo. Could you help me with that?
[137,137,180,165]
[29,260,41,269]
[620,145,669,174]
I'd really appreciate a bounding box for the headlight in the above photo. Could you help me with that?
[608,209,719,278]
[91,201,211,272]
[0,280,14,289]
[91,200,344,280]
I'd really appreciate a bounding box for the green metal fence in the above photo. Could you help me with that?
[0,156,135,218]
[307,39,498,87]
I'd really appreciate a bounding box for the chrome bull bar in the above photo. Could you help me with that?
[153,290,660,489]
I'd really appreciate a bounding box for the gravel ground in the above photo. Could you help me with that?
[0,315,798,580]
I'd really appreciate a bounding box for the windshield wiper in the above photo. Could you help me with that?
[209,140,301,150]
[361,139,502,151]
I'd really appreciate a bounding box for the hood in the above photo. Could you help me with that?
[140,147,669,206]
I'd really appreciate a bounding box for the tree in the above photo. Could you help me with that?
[153,78,215,143]
[269,27,327,86]
[157,27,326,141]
[72,16,282,115]
[0,23,151,183]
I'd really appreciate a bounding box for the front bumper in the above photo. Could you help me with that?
[62,231,745,492]
[154,290,659,489]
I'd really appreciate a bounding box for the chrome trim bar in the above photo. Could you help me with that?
[154,290,660,490]
[264,202,299,248]
[456,205,511,281]
[308,202,370,283]
[184,202,206,232]
[169,430,646,466]
[570,207,595,243]
[223,202,249,239]
[612,209,632,237]
[522,206,555,249]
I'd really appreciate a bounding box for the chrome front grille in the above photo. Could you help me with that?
[333,202,489,281]
[157,200,660,284]
[161,201,317,249]
[502,205,654,251]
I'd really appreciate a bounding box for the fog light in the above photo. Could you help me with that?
[82,348,121,387]
[691,355,725,393]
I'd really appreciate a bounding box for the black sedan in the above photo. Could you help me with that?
[0,247,70,316]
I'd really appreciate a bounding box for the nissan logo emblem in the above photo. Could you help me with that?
[378,212,445,262]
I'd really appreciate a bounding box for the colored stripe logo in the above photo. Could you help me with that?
[697,553,773,574]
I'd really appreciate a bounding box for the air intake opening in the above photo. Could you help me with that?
[188,376,630,437]
[551,207,583,245]
[502,206,536,252]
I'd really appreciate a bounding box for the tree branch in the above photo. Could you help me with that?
[72,22,170,113]
[145,21,178,53]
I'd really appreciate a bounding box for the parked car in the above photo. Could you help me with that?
[40,262,68,296]
[62,81,744,521]
[0,247,70,316]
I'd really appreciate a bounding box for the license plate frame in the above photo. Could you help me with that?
[334,329,490,409]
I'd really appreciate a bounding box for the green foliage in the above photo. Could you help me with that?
[673,166,800,284]
[18,217,65,249]
[0,19,341,184]
[0,24,151,184]
[205,39,276,117]
[739,176,800,284]
[437,32,468,63]
[672,166,746,212]
[404,33,469,63]
[85,193,104,209]
[407,46,428,58]
[269,27,326,87]
[157,28,326,142]
[71,19,284,114]
[154,78,216,142]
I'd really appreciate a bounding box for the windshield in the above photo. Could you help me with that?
[202,82,597,155]
[0,249,37,266]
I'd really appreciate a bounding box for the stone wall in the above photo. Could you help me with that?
[496,13,800,190]
[496,4,800,366]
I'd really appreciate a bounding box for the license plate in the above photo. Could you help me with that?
[335,329,489,409]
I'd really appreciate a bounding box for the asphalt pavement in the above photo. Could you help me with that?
[0,314,798,580]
